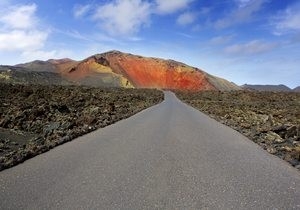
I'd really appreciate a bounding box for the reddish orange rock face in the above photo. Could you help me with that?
[103,53,216,91]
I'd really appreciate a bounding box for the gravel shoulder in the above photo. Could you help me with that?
[176,90,300,170]
[0,83,163,171]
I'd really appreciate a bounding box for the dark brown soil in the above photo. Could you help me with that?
[176,91,300,170]
[0,83,163,171]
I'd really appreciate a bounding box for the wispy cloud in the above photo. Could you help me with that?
[177,12,197,26]
[155,0,194,14]
[93,0,152,36]
[224,40,277,55]
[215,0,267,29]
[235,0,255,8]
[176,32,194,39]
[73,4,91,18]
[76,0,196,36]
[92,33,122,44]
[210,35,234,45]
[272,2,300,35]
[57,29,92,42]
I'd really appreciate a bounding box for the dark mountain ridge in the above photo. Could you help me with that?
[242,84,299,92]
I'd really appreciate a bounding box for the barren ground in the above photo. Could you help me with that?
[176,91,300,169]
[0,83,163,170]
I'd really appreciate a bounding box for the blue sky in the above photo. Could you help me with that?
[0,0,299,88]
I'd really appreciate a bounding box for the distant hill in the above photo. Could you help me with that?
[2,50,242,91]
[0,66,72,86]
[242,84,292,92]
[16,60,57,72]
[16,58,77,72]
[293,86,300,92]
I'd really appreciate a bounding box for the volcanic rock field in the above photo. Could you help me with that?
[0,83,164,170]
[176,91,300,169]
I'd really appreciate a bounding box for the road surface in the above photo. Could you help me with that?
[1,91,300,209]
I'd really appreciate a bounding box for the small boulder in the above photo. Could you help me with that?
[267,147,277,154]
[265,131,285,143]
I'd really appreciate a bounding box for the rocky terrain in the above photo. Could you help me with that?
[0,66,72,85]
[176,91,300,170]
[0,83,164,171]
[15,51,241,91]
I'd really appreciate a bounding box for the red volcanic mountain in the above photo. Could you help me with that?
[12,51,240,91]
[89,51,215,90]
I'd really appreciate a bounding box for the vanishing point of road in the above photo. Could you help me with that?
[1,92,300,209]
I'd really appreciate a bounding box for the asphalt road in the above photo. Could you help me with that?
[1,91,300,209]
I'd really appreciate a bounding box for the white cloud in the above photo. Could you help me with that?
[155,0,194,14]
[0,3,53,62]
[177,12,196,26]
[0,4,37,29]
[215,0,267,29]
[210,35,234,45]
[79,0,196,36]
[93,0,152,36]
[61,30,91,42]
[93,33,123,44]
[176,32,193,38]
[73,4,91,18]
[0,30,48,51]
[224,40,277,55]
[273,3,300,35]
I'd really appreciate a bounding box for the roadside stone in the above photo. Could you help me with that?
[265,131,284,143]
[267,147,277,154]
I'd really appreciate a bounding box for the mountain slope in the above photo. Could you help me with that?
[56,55,133,88]
[73,51,240,91]
[0,66,72,85]
[242,84,291,92]
[17,58,77,72]
[293,86,300,92]
[16,60,57,72]
[10,51,241,91]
